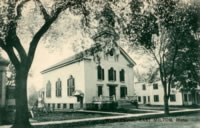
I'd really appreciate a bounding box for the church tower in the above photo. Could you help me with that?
[92,4,120,63]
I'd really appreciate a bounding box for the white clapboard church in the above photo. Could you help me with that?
[41,26,137,110]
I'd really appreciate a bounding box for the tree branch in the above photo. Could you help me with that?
[150,48,160,65]
[5,21,27,63]
[26,1,75,70]
[16,0,30,20]
[162,54,167,86]
[34,0,50,21]
[0,38,6,50]
[12,35,27,62]
[167,43,178,97]
[0,38,20,68]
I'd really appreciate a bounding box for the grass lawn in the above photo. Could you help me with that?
[99,108,156,114]
[67,111,200,128]
[32,111,118,122]
[137,105,198,111]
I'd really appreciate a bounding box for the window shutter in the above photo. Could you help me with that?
[102,69,104,80]
[119,70,121,81]
[125,87,127,96]
[49,84,51,97]
[73,78,75,92]
[46,83,48,97]
[97,66,100,80]
[108,70,110,81]
[60,81,62,97]
[56,82,57,97]
[67,79,69,96]
[114,70,116,81]
[123,70,125,81]
[49,82,51,97]
[120,87,123,98]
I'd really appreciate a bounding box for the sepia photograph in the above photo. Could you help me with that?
[0,0,200,128]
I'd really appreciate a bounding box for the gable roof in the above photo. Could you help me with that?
[41,47,136,74]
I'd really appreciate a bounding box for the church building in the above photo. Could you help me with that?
[41,29,136,110]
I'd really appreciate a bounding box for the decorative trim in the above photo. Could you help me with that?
[41,58,83,74]
[107,84,118,87]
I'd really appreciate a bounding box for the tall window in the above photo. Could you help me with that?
[97,86,103,96]
[97,65,104,80]
[63,104,67,109]
[138,96,141,102]
[46,81,51,98]
[57,103,61,109]
[120,86,127,98]
[197,93,200,104]
[56,79,62,97]
[120,69,125,82]
[108,67,116,81]
[154,95,159,102]
[67,75,75,96]
[153,83,158,90]
[52,104,55,109]
[142,84,146,90]
[184,94,188,102]
[170,94,176,102]
[148,96,150,102]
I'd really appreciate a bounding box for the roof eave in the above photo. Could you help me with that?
[119,47,136,66]
[41,58,83,74]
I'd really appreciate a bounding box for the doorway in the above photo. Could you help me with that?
[143,96,146,104]
[109,86,116,97]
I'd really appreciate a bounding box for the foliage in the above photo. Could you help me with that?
[124,0,200,114]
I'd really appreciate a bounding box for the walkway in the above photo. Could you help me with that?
[1,108,200,128]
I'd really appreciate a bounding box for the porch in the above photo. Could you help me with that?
[182,89,200,106]
[92,95,137,103]
[91,95,137,110]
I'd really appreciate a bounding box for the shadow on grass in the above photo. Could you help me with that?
[97,108,156,114]
[34,111,200,128]
[32,111,117,122]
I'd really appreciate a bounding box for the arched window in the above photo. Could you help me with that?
[108,67,116,81]
[46,81,51,98]
[67,75,75,96]
[120,69,125,82]
[56,79,62,97]
[97,65,104,80]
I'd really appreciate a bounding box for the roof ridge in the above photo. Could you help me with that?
[41,46,136,74]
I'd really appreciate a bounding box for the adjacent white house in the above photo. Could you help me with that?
[41,29,137,110]
[135,81,200,106]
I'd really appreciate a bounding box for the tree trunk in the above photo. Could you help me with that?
[164,94,169,115]
[12,67,32,128]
